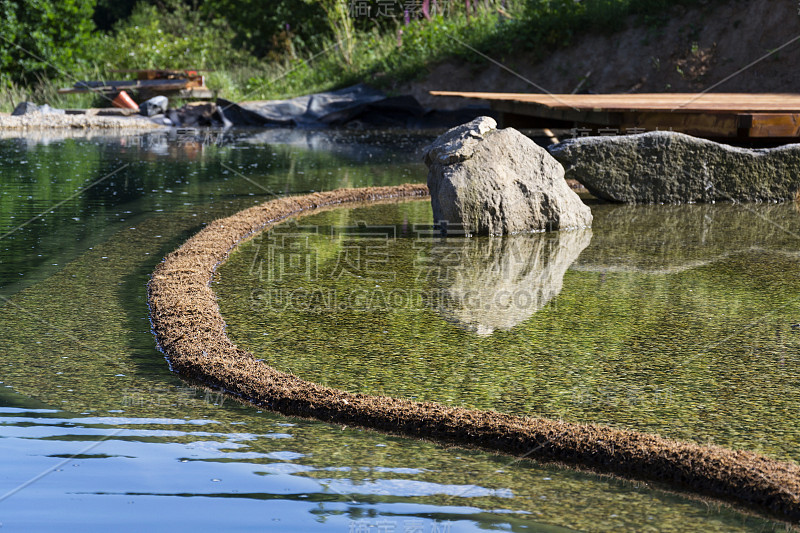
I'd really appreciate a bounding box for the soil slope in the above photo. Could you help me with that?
[402,0,800,108]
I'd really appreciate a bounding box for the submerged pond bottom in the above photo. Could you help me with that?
[148,184,800,522]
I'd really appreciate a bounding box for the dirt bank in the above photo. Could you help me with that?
[401,0,800,109]
[148,185,800,522]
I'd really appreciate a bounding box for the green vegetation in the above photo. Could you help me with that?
[0,0,96,82]
[1,0,720,112]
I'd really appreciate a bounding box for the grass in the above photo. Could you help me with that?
[0,0,722,113]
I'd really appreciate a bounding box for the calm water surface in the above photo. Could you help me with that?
[0,129,791,531]
[217,200,800,462]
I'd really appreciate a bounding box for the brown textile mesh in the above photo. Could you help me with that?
[148,184,800,521]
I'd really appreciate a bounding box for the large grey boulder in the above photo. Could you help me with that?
[548,131,800,204]
[428,229,592,335]
[424,116,592,235]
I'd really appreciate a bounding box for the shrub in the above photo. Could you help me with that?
[87,0,252,73]
[0,0,96,86]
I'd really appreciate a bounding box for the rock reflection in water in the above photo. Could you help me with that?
[429,229,592,335]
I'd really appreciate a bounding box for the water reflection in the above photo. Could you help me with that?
[0,133,792,532]
[218,200,800,465]
[429,230,592,335]
[0,130,428,295]
[1,404,769,532]
[576,203,800,273]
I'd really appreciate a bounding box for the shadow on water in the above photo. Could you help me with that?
[117,217,211,378]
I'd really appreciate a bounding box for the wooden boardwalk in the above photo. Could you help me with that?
[430,91,800,139]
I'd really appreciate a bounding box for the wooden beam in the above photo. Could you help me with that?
[746,113,800,137]
[430,91,800,112]
[432,91,800,138]
[492,99,623,127]
[58,79,191,94]
[618,111,741,137]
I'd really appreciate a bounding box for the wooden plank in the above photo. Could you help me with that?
[58,79,191,94]
[433,91,800,138]
[134,86,213,101]
[111,68,207,80]
[430,91,800,112]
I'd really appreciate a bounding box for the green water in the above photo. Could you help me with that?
[0,130,790,531]
[217,200,800,464]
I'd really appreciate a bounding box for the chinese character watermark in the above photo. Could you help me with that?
[348,519,451,533]
[349,0,428,18]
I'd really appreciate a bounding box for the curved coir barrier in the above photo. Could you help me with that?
[148,184,800,522]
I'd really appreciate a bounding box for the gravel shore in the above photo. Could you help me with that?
[0,112,163,131]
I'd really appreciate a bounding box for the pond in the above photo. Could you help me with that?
[216,200,800,463]
[0,129,793,531]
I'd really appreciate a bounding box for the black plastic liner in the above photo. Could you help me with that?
[217,83,496,129]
